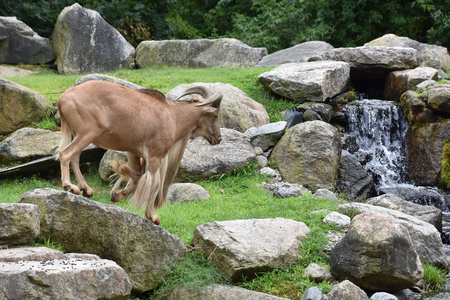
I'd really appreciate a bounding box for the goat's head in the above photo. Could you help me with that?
[177,86,222,145]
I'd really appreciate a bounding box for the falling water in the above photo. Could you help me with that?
[343,99,409,188]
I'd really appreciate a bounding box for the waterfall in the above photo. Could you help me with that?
[343,99,409,188]
[343,99,450,212]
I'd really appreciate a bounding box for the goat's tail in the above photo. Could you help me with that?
[55,110,73,160]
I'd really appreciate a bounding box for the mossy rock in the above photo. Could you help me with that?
[441,139,450,189]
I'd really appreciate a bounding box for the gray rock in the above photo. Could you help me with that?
[258,61,350,103]
[262,182,311,198]
[300,287,324,300]
[384,67,439,100]
[0,247,132,300]
[366,193,442,232]
[323,212,351,232]
[326,280,369,300]
[167,183,210,204]
[244,121,287,151]
[53,3,135,74]
[259,167,282,182]
[0,16,55,64]
[19,188,187,293]
[370,292,398,300]
[167,82,270,132]
[136,38,267,68]
[160,284,290,300]
[303,109,322,121]
[320,46,419,70]
[271,121,342,192]
[0,65,35,77]
[427,84,450,115]
[304,263,332,283]
[337,202,448,268]
[256,155,269,168]
[314,189,338,201]
[257,41,334,67]
[330,212,423,291]
[416,79,438,91]
[191,38,267,67]
[176,128,256,181]
[297,102,334,122]
[193,218,310,281]
[336,150,376,201]
[0,78,52,135]
[98,150,128,182]
[365,33,450,72]
[323,232,346,255]
[0,203,40,245]
[0,128,60,164]
[75,74,145,90]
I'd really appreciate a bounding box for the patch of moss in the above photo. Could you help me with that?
[441,139,450,188]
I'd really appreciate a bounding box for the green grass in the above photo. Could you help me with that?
[423,262,448,292]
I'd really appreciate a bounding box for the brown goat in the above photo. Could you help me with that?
[57,80,222,224]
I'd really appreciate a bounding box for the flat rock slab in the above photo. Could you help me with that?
[193,218,310,281]
[0,247,132,300]
[258,61,350,103]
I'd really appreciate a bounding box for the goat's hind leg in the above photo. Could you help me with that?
[70,150,93,197]
[59,135,92,195]
[110,153,142,203]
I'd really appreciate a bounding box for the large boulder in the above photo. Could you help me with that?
[0,247,132,300]
[337,202,448,268]
[167,82,270,132]
[193,218,310,281]
[365,33,450,72]
[271,121,342,192]
[330,212,424,291]
[75,73,145,90]
[406,121,450,186]
[0,16,55,64]
[176,128,257,181]
[52,3,135,75]
[258,61,350,103]
[136,38,267,68]
[384,67,439,101]
[0,128,60,164]
[336,150,375,200]
[256,41,334,67]
[19,188,187,293]
[0,203,40,245]
[0,79,52,135]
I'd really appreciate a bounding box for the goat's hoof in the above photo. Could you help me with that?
[110,192,119,203]
[81,189,93,198]
[63,185,79,195]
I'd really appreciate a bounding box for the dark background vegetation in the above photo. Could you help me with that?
[1,0,449,53]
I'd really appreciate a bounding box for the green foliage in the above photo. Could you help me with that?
[30,236,65,252]
[422,262,448,292]
[150,251,231,298]
[441,139,450,187]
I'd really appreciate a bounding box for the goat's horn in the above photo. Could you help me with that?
[176,85,222,108]
[194,91,222,108]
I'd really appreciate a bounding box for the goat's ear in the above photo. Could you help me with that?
[203,107,218,114]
